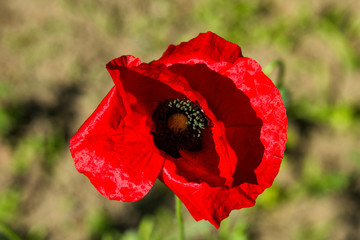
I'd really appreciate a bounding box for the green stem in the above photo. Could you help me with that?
[175,196,185,240]
[263,60,285,89]
[0,223,22,240]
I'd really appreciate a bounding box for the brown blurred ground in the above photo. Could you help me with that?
[1,0,360,239]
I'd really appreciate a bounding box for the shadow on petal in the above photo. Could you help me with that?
[169,64,264,187]
[176,127,226,188]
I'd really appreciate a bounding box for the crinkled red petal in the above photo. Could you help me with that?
[156,33,287,227]
[107,56,238,188]
[70,81,165,201]
[224,57,287,158]
[175,127,227,188]
[169,63,264,186]
[160,151,282,228]
[71,33,287,227]
[107,58,186,122]
[156,31,243,66]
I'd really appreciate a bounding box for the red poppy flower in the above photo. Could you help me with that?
[70,31,287,228]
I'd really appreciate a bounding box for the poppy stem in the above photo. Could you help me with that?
[263,59,288,106]
[175,196,185,240]
[263,60,285,89]
[0,223,22,240]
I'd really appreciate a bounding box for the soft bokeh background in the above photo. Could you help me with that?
[1,0,360,239]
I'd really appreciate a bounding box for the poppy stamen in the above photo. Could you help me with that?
[151,98,209,158]
[168,113,188,133]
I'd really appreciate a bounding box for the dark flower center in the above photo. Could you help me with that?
[167,113,188,133]
[151,98,208,158]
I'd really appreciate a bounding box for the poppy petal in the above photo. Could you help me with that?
[107,57,188,119]
[159,57,287,227]
[70,86,165,201]
[174,127,227,188]
[107,56,238,186]
[156,31,243,66]
[160,151,281,228]
[70,32,287,228]
[169,63,264,186]
[223,57,287,158]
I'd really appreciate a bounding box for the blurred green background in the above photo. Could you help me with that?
[1,0,360,239]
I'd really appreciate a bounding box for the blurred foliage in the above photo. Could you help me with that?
[1,0,360,239]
